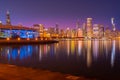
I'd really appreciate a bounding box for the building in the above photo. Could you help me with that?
[55,24,59,34]
[33,24,40,30]
[33,24,40,37]
[82,23,87,38]
[0,24,36,38]
[99,25,104,38]
[39,24,45,37]
[86,18,93,38]
[6,11,11,25]
[71,29,76,38]
[0,21,2,25]
[59,29,65,38]
[66,27,71,38]
[111,18,116,31]
[93,24,100,39]
[48,27,55,37]
[76,28,83,38]
[0,11,37,38]
[39,24,44,33]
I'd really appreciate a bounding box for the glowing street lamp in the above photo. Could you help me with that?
[17,38,20,40]
[45,38,47,40]
[35,38,38,40]
[6,37,10,40]
[41,38,43,40]
[27,38,30,40]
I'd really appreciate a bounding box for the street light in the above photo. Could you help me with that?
[27,38,30,40]
[18,38,20,40]
[6,37,10,40]
[35,38,38,40]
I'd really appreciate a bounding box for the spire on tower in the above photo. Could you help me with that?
[6,10,11,25]
[111,18,116,31]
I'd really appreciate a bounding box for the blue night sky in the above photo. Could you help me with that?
[0,0,120,29]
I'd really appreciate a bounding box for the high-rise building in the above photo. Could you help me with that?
[33,24,40,38]
[71,29,76,38]
[59,29,65,38]
[55,24,59,34]
[39,24,45,37]
[6,11,11,25]
[33,24,40,30]
[93,24,100,38]
[66,27,71,38]
[82,23,87,38]
[39,24,44,33]
[33,24,45,37]
[87,18,92,27]
[76,20,80,29]
[76,28,83,38]
[0,21,2,25]
[99,25,104,38]
[111,18,116,31]
[86,18,93,38]
[48,27,56,37]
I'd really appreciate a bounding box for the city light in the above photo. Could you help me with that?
[35,38,38,40]
[0,16,119,40]
[27,38,30,40]
[6,37,10,40]
[18,38,20,40]
[40,38,43,40]
[0,0,120,80]
[0,10,119,42]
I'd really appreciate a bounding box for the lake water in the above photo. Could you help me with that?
[0,40,120,79]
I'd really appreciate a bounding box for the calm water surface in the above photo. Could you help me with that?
[0,40,120,79]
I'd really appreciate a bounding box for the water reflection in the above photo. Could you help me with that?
[0,45,33,61]
[86,40,92,67]
[78,41,82,56]
[71,41,75,54]
[0,40,120,78]
[93,40,99,59]
[67,40,70,56]
[111,40,115,67]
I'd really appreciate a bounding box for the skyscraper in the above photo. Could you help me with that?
[93,24,100,38]
[55,24,59,34]
[0,21,2,25]
[82,23,87,38]
[86,18,93,38]
[6,11,11,25]
[111,18,116,31]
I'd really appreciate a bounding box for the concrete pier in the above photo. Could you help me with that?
[0,38,59,44]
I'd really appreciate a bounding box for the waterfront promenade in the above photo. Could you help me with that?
[0,38,59,44]
[0,64,92,80]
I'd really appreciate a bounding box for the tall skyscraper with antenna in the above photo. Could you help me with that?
[111,18,116,31]
[6,10,11,25]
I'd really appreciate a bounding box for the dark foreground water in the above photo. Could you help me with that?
[0,40,120,79]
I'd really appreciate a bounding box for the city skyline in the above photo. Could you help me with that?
[0,0,120,29]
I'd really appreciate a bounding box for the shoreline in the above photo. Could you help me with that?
[0,64,93,80]
[0,39,59,44]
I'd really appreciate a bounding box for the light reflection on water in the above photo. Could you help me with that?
[111,40,115,67]
[0,40,120,79]
[87,40,92,68]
